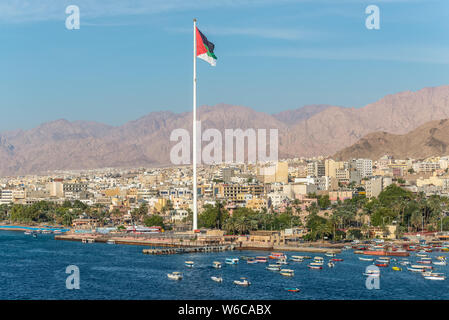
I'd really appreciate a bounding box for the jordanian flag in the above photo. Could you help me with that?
[196,27,217,66]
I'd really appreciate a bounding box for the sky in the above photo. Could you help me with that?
[0,0,448,130]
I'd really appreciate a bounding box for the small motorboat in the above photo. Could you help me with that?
[359,257,374,261]
[285,288,300,292]
[247,258,258,264]
[256,256,267,263]
[417,260,431,264]
[407,267,425,272]
[325,253,336,257]
[280,269,294,277]
[211,276,223,283]
[392,266,402,271]
[276,259,288,265]
[24,231,32,235]
[233,278,250,286]
[185,261,194,268]
[411,265,432,269]
[167,272,183,280]
[328,262,335,268]
[225,258,239,265]
[309,262,323,266]
[433,261,447,266]
[269,252,286,260]
[240,256,251,261]
[106,239,115,244]
[290,257,303,262]
[308,265,323,270]
[375,263,388,267]
[212,261,222,269]
[331,258,343,262]
[424,275,445,281]
[266,264,281,271]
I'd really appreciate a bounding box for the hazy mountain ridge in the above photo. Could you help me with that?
[0,85,448,176]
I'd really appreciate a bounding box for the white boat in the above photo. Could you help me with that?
[411,265,432,269]
[185,261,194,268]
[276,259,288,265]
[407,267,425,272]
[225,258,239,265]
[106,239,115,244]
[325,253,336,257]
[167,272,183,280]
[266,264,281,271]
[290,257,303,262]
[416,254,428,257]
[309,262,323,266]
[280,269,294,276]
[233,278,250,286]
[24,231,32,235]
[87,238,95,243]
[328,262,335,268]
[359,257,374,261]
[363,273,380,277]
[433,261,447,266]
[313,257,324,262]
[424,275,445,280]
[211,276,223,283]
[212,261,222,269]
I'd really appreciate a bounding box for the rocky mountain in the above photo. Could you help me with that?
[0,85,448,176]
[334,119,449,160]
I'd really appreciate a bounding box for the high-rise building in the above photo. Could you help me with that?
[355,159,373,178]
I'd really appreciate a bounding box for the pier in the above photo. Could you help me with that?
[143,245,234,255]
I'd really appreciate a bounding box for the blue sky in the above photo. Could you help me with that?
[0,0,448,130]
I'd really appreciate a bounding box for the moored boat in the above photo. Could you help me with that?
[359,257,374,261]
[280,269,294,276]
[256,256,267,263]
[225,258,239,265]
[308,265,322,270]
[167,272,183,280]
[233,278,250,286]
[285,288,300,292]
[212,261,222,269]
[185,261,194,268]
[211,276,223,283]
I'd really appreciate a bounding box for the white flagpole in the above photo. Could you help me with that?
[192,18,198,231]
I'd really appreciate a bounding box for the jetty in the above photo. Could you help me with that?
[143,245,234,255]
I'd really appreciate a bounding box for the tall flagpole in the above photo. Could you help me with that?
[192,18,198,231]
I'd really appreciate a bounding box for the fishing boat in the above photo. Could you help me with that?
[212,261,222,269]
[280,269,294,277]
[375,263,388,267]
[266,264,281,271]
[233,278,250,286]
[411,265,432,269]
[285,288,300,292]
[290,256,304,262]
[359,257,374,261]
[247,258,258,264]
[256,256,267,263]
[225,258,239,265]
[269,252,286,260]
[167,272,183,280]
[185,261,194,268]
[308,265,323,270]
[424,275,445,280]
[392,266,402,271]
[211,276,223,283]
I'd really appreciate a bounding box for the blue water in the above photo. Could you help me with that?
[0,226,70,232]
[1,230,449,300]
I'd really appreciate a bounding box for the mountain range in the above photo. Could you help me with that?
[0,85,449,176]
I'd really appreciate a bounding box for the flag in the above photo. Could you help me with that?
[196,27,217,66]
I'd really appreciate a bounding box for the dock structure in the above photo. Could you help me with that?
[143,245,234,255]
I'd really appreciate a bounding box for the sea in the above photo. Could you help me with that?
[1,230,448,300]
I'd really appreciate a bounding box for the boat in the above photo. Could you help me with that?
[308,265,323,270]
[424,275,445,280]
[240,256,251,261]
[269,252,286,260]
[433,261,447,266]
[185,261,194,268]
[212,261,222,269]
[167,272,183,280]
[266,264,281,271]
[247,258,258,264]
[256,256,267,263]
[233,278,250,286]
[363,272,380,277]
[290,257,303,262]
[375,263,388,267]
[411,265,432,269]
[407,267,425,272]
[416,254,428,257]
[309,262,323,266]
[328,262,335,268]
[285,288,300,292]
[87,238,95,243]
[280,269,294,277]
[325,253,336,257]
[392,266,402,271]
[313,256,324,261]
[399,261,410,265]
[436,256,446,261]
[331,258,343,262]
[24,231,32,235]
[106,239,115,244]
[211,276,223,283]
[417,260,431,264]
[225,258,239,265]
[359,257,374,261]
[276,258,288,265]
[82,238,87,244]
[363,250,409,257]
[302,256,312,259]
